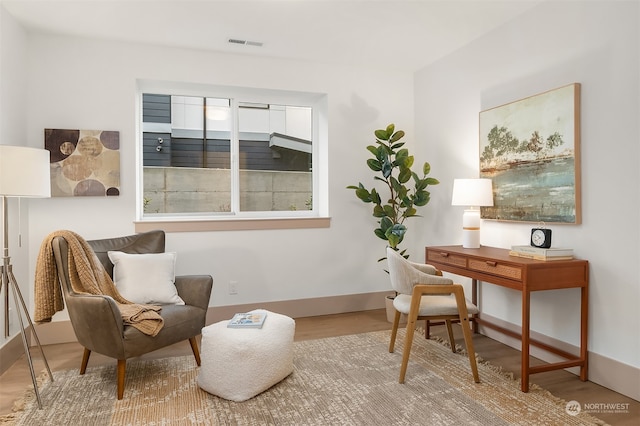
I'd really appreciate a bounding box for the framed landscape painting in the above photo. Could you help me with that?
[479,83,581,224]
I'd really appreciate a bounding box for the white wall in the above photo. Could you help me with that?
[0,4,35,343]
[414,0,639,374]
[16,32,415,321]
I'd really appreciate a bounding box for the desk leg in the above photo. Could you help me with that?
[521,290,531,392]
[580,285,589,381]
[471,279,478,333]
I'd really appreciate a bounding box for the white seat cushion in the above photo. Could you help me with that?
[393,294,479,317]
[197,309,295,402]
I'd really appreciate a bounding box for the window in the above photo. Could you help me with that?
[137,81,328,230]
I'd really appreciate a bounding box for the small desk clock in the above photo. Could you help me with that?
[531,228,552,248]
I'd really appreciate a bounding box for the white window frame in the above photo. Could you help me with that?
[134,80,329,232]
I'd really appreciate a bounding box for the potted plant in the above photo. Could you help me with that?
[347,123,440,322]
[347,123,439,257]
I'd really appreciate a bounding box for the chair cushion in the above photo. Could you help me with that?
[197,309,295,402]
[393,294,479,316]
[108,251,184,305]
[122,304,206,358]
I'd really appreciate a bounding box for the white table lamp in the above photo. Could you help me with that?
[451,178,494,249]
[0,145,53,408]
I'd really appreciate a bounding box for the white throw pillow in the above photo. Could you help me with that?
[107,251,185,305]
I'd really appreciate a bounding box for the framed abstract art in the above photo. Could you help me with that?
[479,83,581,224]
[45,128,120,197]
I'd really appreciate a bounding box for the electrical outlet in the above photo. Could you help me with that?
[228,281,238,295]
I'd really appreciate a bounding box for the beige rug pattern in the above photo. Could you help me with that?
[2,329,606,425]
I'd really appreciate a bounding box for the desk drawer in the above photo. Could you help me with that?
[469,259,522,280]
[427,250,467,268]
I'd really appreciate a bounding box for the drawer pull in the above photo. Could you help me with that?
[440,252,449,257]
[486,261,497,267]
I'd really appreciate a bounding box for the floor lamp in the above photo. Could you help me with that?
[0,145,53,409]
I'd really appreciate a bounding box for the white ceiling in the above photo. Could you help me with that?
[2,0,543,72]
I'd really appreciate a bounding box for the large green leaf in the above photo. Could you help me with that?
[390,177,403,196]
[385,124,395,135]
[397,186,408,200]
[375,129,389,141]
[370,188,381,204]
[398,167,412,183]
[414,178,427,191]
[413,191,430,206]
[383,204,395,218]
[367,158,382,172]
[385,224,406,248]
[374,228,387,240]
[403,207,417,218]
[423,162,431,175]
[355,187,371,202]
[389,130,405,143]
[380,216,393,232]
[381,159,393,178]
[405,155,414,169]
[366,145,378,156]
[396,148,409,160]
[372,205,385,217]
[386,233,400,248]
[424,177,440,185]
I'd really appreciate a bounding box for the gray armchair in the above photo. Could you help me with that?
[50,230,213,399]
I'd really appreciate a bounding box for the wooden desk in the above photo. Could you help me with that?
[425,245,588,392]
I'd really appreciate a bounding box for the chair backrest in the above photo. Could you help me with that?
[386,247,453,295]
[87,230,165,278]
[51,230,166,298]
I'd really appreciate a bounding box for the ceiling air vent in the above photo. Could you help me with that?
[228,39,263,47]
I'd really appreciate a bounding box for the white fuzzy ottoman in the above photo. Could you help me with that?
[197,309,295,402]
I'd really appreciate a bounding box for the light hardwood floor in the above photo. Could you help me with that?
[1,309,638,425]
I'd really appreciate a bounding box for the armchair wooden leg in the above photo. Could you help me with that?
[445,320,456,353]
[189,337,201,366]
[399,295,422,384]
[460,315,480,383]
[389,310,401,353]
[117,359,126,400]
[80,348,91,375]
[399,314,418,383]
[453,286,480,383]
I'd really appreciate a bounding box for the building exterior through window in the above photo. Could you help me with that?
[141,93,314,217]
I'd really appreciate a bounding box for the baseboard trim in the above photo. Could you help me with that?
[478,312,640,402]
[0,331,27,377]
[204,291,391,324]
[0,291,390,376]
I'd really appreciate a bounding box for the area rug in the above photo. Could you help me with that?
[1,329,606,425]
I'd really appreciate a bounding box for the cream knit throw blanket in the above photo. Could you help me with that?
[34,230,164,336]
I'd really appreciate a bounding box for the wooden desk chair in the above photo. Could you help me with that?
[386,247,480,384]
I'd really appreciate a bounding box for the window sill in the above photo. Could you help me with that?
[134,216,331,233]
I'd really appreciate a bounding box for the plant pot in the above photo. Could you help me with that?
[385,295,407,324]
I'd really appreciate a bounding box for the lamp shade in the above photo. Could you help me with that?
[451,178,493,207]
[0,145,51,197]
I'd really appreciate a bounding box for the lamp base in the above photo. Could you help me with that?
[462,208,481,249]
[462,229,480,249]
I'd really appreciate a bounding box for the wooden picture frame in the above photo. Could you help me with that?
[479,83,581,224]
